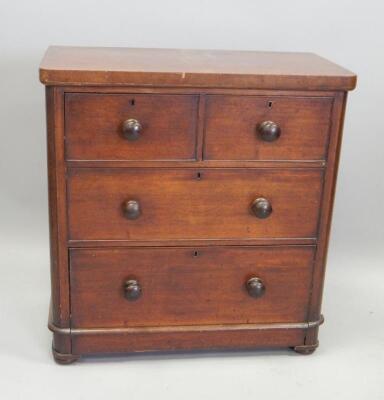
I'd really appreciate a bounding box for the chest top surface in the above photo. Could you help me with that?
[39,46,356,90]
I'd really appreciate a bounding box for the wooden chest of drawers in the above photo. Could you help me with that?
[40,46,356,363]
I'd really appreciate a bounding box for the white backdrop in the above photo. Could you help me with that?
[0,1,383,399]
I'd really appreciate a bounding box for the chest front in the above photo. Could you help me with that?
[40,46,356,363]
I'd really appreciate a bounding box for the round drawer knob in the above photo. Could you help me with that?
[123,200,141,220]
[122,118,142,141]
[124,279,142,301]
[246,277,265,298]
[257,121,281,142]
[251,197,272,219]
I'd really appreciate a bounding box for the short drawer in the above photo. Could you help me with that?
[67,168,323,241]
[204,95,333,161]
[65,93,199,160]
[70,246,315,328]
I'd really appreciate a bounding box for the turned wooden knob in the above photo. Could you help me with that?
[122,118,142,141]
[246,277,265,298]
[257,121,281,142]
[251,197,272,219]
[124,279,142,300]
[122,200,141,220]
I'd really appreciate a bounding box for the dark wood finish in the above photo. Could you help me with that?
[40,47,356,90]
[68,237,318,247]
[246,277,266,298]
[41,47,356,362]
[67,159,327,169]
[65,93,198,161]
[292,342,319,355]
[304,92,348,348]
[251,197,273,219]
[124,279,142,301]
[122,200,141,220]
[204,95,333,161]
[52,346,80,364]
[67,168,323,241]
[48,307,323,356]
[72,328,305,356]
[45,88,71,356]
[122,119,142,141]
[58,85,339,97]
[257,121,281,142]
[70,246,314,328]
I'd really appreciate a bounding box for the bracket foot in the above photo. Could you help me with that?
[292,341,319,355]
[52,346,80,364]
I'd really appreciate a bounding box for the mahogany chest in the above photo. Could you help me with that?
[40,46,356,363]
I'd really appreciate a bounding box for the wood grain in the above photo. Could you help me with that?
[45,87,71,355]
[72,327,305,355]
[73,326,305,355]
[66,159,326,169]
[67,237,317,248]
[41,47,356,361]
[67,168,323,241]
[305,92,348,347]
[65,93,198,161]
[70,246,315,328]
[204,95,333,161]
[40,46,356,90]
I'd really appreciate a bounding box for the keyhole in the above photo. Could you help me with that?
[130,99,135,106]
[193,250,199,257]
[197,172,202,180]
[268,101,273,108]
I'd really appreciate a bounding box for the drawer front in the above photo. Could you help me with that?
[204,95,333,161]
[70,246,315,328]
[68,168,323,240]
[65,93,199,160]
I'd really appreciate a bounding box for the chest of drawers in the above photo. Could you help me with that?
[40,46,356,363]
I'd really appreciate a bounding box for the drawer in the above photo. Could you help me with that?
[68,168,323,240]
[70,246,315,328]
[65,93,199,160]
[204,95,333,161]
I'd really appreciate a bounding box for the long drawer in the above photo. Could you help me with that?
[67,168,323,241]
[70,246,315,328]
